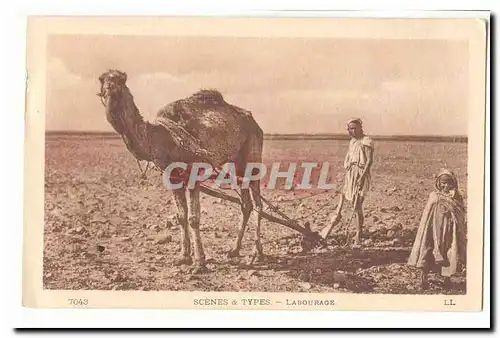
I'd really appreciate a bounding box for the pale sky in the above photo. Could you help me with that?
[46,35,469,135]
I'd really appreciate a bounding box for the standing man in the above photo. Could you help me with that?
[320,118,374,247]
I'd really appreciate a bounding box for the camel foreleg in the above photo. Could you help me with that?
[188,183,206,270]
[172,188,192,266]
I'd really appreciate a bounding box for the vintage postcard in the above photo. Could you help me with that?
[23,14,488,311]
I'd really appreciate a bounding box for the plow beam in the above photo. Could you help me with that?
[199,185,324,244]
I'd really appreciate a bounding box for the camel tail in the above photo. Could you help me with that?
[247,117,264,164]
[244,118,264,206]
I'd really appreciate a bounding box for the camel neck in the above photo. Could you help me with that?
[106,88,154,162]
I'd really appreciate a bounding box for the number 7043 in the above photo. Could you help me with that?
[68,298,89,306]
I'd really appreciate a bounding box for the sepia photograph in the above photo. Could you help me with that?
[22,14,488,311]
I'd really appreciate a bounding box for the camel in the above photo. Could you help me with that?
[98,69,265,271]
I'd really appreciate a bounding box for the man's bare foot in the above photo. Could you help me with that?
[249,252,266,264]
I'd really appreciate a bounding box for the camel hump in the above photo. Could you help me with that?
[230,104,253,118]
[186,89,225,106]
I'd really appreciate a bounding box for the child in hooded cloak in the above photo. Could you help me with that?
[407,169,467,289]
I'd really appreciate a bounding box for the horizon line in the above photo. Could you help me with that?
[45,130,468,142]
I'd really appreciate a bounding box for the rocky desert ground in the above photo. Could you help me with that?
[43,136,467,294]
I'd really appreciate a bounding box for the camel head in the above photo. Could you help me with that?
[98,69,128,101]
[97,69,129,134]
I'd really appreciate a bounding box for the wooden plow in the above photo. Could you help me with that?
[140,158,344,250]
[199,184,342,250]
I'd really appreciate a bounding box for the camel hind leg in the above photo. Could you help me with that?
[227,188,252,258]
[227,153,253,258]
[249,180,264,262]
[245,128,265,262]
